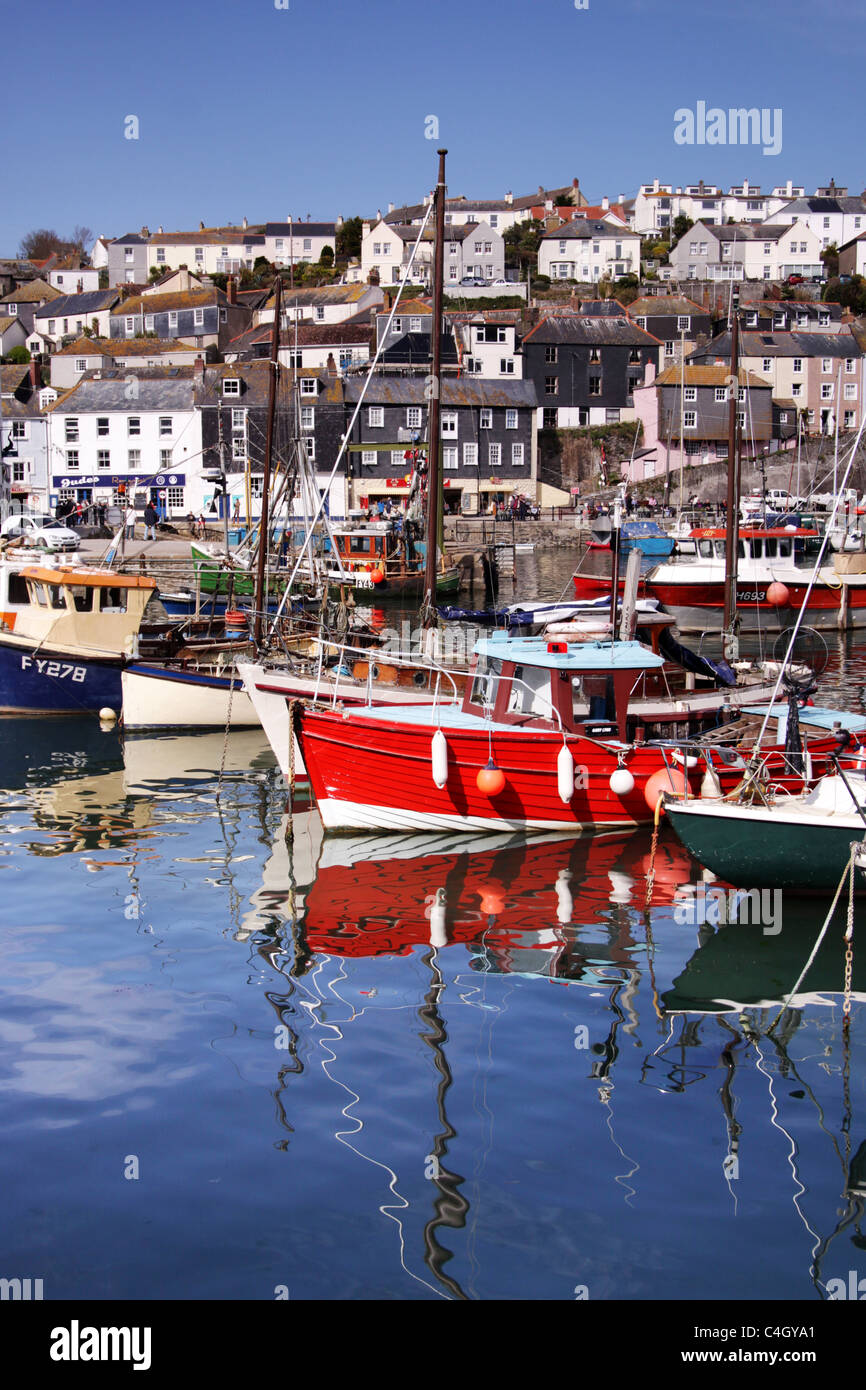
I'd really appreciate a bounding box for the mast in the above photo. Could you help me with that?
[722,287,740,659]
[423,148,447,622]
[253,274,282,647]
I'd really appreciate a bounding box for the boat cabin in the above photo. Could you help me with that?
[11,566,158,658]
[330,524,423,578]
[689,526,817,563]
[463,633,666,741]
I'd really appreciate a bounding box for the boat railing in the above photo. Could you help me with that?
[309,638,463,710]
[469,667,566,738]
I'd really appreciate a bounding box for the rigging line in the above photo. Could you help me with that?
[753,1036,825,1288]
[265,199,438,633]
[768,851,854,1032]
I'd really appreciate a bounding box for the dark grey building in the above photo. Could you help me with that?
[109,287,251,350]
[521,315,660,428]
[107,232,150,287]
[628,295,713,359]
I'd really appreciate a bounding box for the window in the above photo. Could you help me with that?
[159,417,172,435]
[818,311,830,326]
[588,373,601,395]
[463,443,478,468]
[505,408,518,429]
[373,243,382,256]
[65,418,79,442]
[845,384,857,400]
[314,307,325,321]
[222,378,241,396]
[792,358,803,374]
[480,408,492,429]
[822,358,831,374]
[500,359,515,374]
[558,241,567,255]
[544,376,557,395]
[11,421,26,439]
[665,341,675,357]
[167,486,184,509]
[75,358,86,371]
[160,449,172,469]
[128,417,140,436]
[300,376,317,394]
[714,387,727,403]
[511,442,524,468]
[542,408,557,429]
[846,358,855,373]
[684,387,696,402]
[97,417,109,436]
[488,442,502,468]
[409,317,422,332]
[168,311,178,332]
[683,411,697,429]
[128,449,141,469]
[779,412,788,423]
[406,406,422,429]
[368,406,384,428]
[303,238,312,253]
[821,383,834,400]
[746,312,758,327]
[125,248,134,261]
[391,318,403,334]
[390,450,404,468]
[195,247,204,262]
[441,411,458,435]
[194,309,204,327]
[232,437,245,461]
[220,309,227,324]
[845,411,856,428]
[66,450,79,469]
[249,476,264,499]
[300,405,315,430]
[229,408,245,433]
[442,446,458,471]
[677,316,690,331]
[762,358,772,373]
[361,450,376,468]
[48,320,56,334]
[792,383,802,398]
[489,215,498,228]
[97,450,110,470]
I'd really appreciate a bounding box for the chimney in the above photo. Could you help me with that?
[194,355,205,381]
[504,191,513,205]
[226,276,237,304]
[545,198,553,211]
[326,352,337,377]
[388,202,395,214]
[29,360,41,390]
[538,185,545,197]
[362,221,371,239]
[140,226,149,238]
[601,196,610,211]
[199,221,205,231]
[158,226,163,234]
[336,214,344,227]
[242,216,248,229]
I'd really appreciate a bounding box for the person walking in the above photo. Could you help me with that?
[144,500,158,542]
[125,505,137,539]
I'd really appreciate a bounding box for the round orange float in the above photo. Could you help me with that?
[643,766,688,813]
[476,760,506,796]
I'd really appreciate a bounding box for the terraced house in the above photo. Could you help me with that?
[537,221,641,282]
[521,315,660,428]
[630,364,774,483]
[343,377,538,515]
[108,286,251,351]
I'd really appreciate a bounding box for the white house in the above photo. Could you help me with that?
[448,313,524,378]
[839,231,866,279]
[257,283,382,328]
[146,226,266,277]
[538,221,641,282]
[767,188,866,251]
[1,365,55,516]
[48,268,101,294]
[358,219,505,289]
[89,237,111,270]
[668,220,824,281]
[263,222,337,267]
[632,178,806,235]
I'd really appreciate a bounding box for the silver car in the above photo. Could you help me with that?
[1,513,81,551]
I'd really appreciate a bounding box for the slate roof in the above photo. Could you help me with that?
[345,377,537,408]
[109,288,222,316]
[654,364,771,388]
[267,284,377,309]
[692,329,864,359]
[384,187,578,224]
[578,300,628,316]
[0,365,32,396]
[33,290,118,320]
[522,316,661,346]
[390,222,483,243]
[228,322,373,353]
[0,278,60,304]
[264,223,336,237]
[52,336,200,358]
[148,229,266,246]
[540,220,635,242]
[0,315,20,333]
[775,196,866,217]
[628,296,709,317]
[47,371,201,413]
[380,331,458,366]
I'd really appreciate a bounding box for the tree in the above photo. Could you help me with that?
[17,225,94,262]
[823,274,866,315]
[505,218,544,279]
[336,216,363,262]
[5,345,31,364]
[319,245,334,268]
[821,242,839,280]
[672,215,694,243]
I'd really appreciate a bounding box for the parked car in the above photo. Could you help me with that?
[0,513,81,552]
[786,273,805,285]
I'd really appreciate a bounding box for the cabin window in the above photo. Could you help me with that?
[764,538,777,558]
[99,587,128,611]
[47,585,67,609]
[30,582,49,606]
[470,654,502,708]
[779,539,792,558]
[69,585,93,612]
[572,673,616,724]
[8,574,28,604]
[508,664,554,719]
[714,541,725,559]
[698,539,713,558]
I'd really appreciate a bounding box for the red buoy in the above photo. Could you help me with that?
[643,766,688,813]
[766,581,790,607]
[476,760,506,796]
[370,567,385,585]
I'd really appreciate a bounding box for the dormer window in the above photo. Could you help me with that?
[222,378,241,396]
[300,377,317,396]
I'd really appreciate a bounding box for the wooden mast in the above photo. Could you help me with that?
[423,148,447,622]
[722,287,740,659]
[253,274,282,647]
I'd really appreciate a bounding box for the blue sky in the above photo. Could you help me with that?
[1,0,863,253]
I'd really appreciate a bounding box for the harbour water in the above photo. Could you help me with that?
[2,549,866,1302]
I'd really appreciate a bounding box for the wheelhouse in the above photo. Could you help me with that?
[690,526,817,563]
[462,634,666,741]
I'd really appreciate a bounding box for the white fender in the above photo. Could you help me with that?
[431,728,448,788]
[609,766,635,796]
[672,750,700,769]
[557,744,575,804]
[555,869,573,924]
[700,765,723,799]
[429,888,447,948]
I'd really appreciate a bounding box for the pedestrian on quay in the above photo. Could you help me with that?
[124,505,137,539]
[144,500,158,542]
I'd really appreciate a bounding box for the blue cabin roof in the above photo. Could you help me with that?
[473,633,665,672]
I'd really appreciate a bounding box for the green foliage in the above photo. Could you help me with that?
[443,294,527,311]
[672,214,694,243]
[530,274,551,292]
[336,216,363,262]
[319,245,335,268]
[5,345,31,364]
[148,265,164,282]
[210,273,228,292]
[542,421,643,447]
[821,243,839,279]
[823,274,866,314]
[504,217,544,277]
[98,269,109,290]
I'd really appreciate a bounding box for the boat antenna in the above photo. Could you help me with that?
[423,148,448,627]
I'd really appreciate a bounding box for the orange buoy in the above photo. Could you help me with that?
[476,760,506,796]
[766,581,790,607]
[480,888,505,915]
[371,567,385,585]
[643,766,688,813]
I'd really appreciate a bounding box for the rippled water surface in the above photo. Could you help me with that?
[2,550,866,1301]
